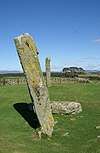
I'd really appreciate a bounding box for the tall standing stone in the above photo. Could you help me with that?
[45,57,51,87]
[14,33,54,137]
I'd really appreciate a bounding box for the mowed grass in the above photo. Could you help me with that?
[0,83,100,153]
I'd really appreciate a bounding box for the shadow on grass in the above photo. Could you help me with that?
[13,103,40,129]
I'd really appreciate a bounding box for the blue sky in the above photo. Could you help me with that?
[0,0,100,71]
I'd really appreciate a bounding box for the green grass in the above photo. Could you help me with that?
[0,83,100,153]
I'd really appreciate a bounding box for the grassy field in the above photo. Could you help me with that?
[0,83,100,153]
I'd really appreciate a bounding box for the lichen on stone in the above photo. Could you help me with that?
[14,33,54,138]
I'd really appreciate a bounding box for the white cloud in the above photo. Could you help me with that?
[81,57,100,60]
[84,64,100,70]
[94,39,100,43]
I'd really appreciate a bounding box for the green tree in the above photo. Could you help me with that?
[62,67,85,78]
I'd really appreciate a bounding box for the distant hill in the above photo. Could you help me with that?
[0,70,23,74]
[0,69,100,75]
[85,70,100,73]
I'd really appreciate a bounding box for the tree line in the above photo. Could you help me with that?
[62,67,85,78]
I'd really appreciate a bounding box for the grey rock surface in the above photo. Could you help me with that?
[51,101,82,114]
[14,33,54,137]
[45,57,51,87]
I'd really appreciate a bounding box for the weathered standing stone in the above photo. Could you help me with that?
[14,33,54,137]
[45,57,51,87]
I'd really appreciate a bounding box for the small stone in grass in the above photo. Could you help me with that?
[54,121,58,124]
[97,136,100,139]
[96,126,100,129]
[70,118,76,121]
[62,132,69,137]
